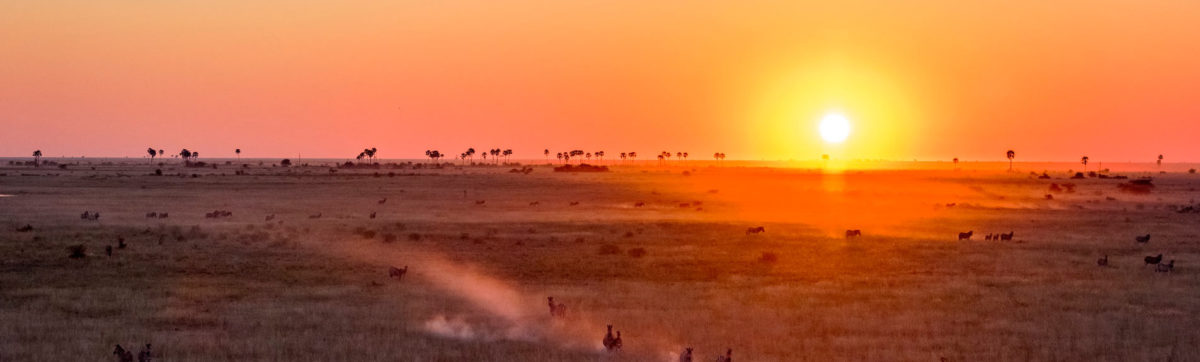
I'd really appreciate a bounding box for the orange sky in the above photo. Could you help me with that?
[2,1,1199,161]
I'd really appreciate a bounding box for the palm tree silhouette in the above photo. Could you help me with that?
[147,148,158,164]
[179,149,192,163]
[1158,154,1164,167]
[544,149,550,161]
[556,152,564,164]
[682,152,688,161]
[356,152,366,163]
[953,157,959,170]
[1081,156,1089,171]
[595,151,605,163]
[158,149,165,158]
[32,150,42,166]
[1006,150,1015,171]
[503,149,513,163]
[629,152,637,162]
[620,152,627,163]
[236,148,241,160]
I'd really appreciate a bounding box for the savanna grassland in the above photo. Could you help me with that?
[2,160,1199,361]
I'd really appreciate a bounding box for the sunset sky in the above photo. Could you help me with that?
[2,1,1199,161]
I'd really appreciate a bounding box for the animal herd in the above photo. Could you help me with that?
[112,343,151,362]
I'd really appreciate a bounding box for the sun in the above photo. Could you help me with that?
[818,113,851,143]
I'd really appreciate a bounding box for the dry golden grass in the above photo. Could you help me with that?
[1,161,1199,361]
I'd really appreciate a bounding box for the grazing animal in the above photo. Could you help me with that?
[845,229,862,239]
[475,200,486,205]
[157,213,167,219]
[1156,260,1175,273]
[1097,255,1108,267]
[611,331,623,350]
[1000,232,1014,241]
[389,265,408,280]
[113,345,134,362]
[16,224,33,232]
[529,201,540,206]
[265,214,276,221]
[145,212,157,218]
[569,201,580,206]
[308,213,322,219]
[547,297,567,317]
[716,348,732,362]
[81,211,100,221]
[378,197,387,204]
[106,245,113,257]
[117,237,127,249]
[137,344,152,362]
[1145,254,1163,266]
[369,212,377,219]
[985,234,993,241]
[958,231,973,240]
[602,325,616,350]
[679,347,693,362]
[1135,234,1151,243]
[634,202,645,207]
[745,226,765,235]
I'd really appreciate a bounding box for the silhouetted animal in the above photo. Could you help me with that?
[157,213,167,219]
[634,202,645,207]
[529,201,540,206]
[985,234,993,241]
[16,224,33,232]
[603,325,616,350]
[378,198,387,204]
[569,201,580,206]
[1097,255,1108,267]
[475,200,486,205]
[1136,234,1151,243]
[716,348,732,362]
[145,212,157,218]
[845,229,862,239]
[1156,260,1174,273]
[137,343,152,362]
[547,297,566,317]
[679,347,693,362]
[369,212,377,219]
[81,211,100,221]
[612,331,623,350]
[999,232,1014,241]
[117,237,127,249]
[309,213,322,219]
[958,231,973,240]
[1145,254,1163,266]
[265,214,276,221]
[106,245,113,257]
[113,344,134,362]
[746,226,765,235]
[389,265,407,280]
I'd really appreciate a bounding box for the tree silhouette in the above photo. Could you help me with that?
[595,151,605,163]
[544,149,550,161]
[620,152,627,163]
[490,149,501,165]
[1081,156,1089,171]
[32,150,42,166]
[1006,150,1015,171]
[236,148,241,160]
[158,149,164,158]
[682,152,688,161]
[503,149,513,163]
[1158,154,1164,167]
[280,159,292,167]
[179,149,192,162]
[556,152,564,164]
[953,157,959,170]
[356,152,366,163]
[629,152,637,162]
[362,147,377,163]
[425,150,443,163]
[147,148,158,164]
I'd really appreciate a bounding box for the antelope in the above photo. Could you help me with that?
[117,237,127,249]
[745,226,765,234]
[1156,260,1175,273]
[569,201,580,206]
[1145,254,1163,266]
[529,201,540,206]
[1097,255,1108,267]
[475,200,486,205]
[308,213,322,219]
[999,232,1014,241]
[985,234,993,241]
[157,213,168,219]
[958,231,973,240]
[145,212,157,218]
[845,229,862,239]
[602,325,615,350]
[389,265,408,280]
[137,343,152,362]
[611,331,623,350]
[378,197,387,204]
[113,345,134,362]
[265,214,276,221]
[679,347,693,362]
[1135,234,1151,243]
[369,212,377,219]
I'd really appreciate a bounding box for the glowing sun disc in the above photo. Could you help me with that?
[819,113,851,143]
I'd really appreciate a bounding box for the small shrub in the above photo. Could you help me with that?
[1190,168,1196,174]
[382,233,397,243]
[362,230,377,239]
[598,244,621,255]
[628,248,647,258]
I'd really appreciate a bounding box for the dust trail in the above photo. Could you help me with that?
[335,242,685,358]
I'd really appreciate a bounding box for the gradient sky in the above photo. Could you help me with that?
[2,1,1199,161]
